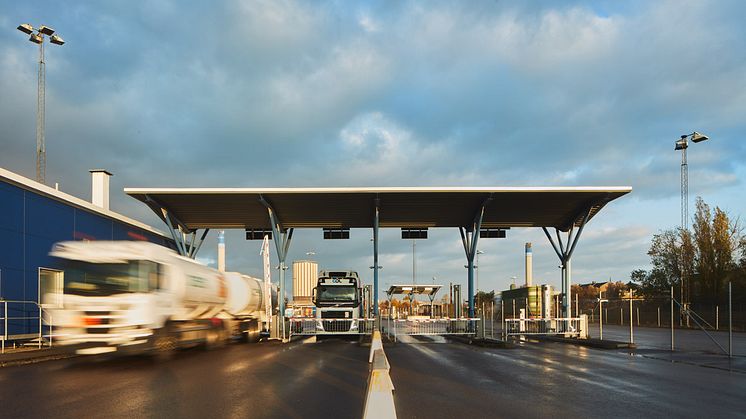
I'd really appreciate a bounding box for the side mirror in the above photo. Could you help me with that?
[312,287,317,305]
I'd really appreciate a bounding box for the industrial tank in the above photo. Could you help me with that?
[292,260,318,304]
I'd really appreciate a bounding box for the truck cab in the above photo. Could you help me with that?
[312,270,363,334]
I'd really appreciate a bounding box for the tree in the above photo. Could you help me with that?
[475,291,495,310]
[632,197,744,302]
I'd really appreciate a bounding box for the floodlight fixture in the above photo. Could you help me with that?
[50,34,65,45]
[674,139,687,151]
[17,23,34,34]
[690,132,708,143]
[38,25,55,36]
[29,33,43,44]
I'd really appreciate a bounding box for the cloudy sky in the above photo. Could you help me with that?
[1,0,745,300]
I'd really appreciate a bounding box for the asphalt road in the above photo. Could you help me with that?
[0,338,369,419]
[386,335,746,419]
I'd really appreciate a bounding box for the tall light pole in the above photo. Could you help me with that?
[17,23,64,184]
[674,131,709,315]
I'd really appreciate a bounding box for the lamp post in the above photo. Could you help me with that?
[17,23,64,184]
[674,131,709,320]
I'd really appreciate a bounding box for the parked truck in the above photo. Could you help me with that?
[48,241,275,355]
[311,270,369,334]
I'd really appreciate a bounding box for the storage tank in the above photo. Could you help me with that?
[292,260,318,304]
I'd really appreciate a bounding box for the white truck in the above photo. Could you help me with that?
[48,241,275,355]
[311,270,367,334]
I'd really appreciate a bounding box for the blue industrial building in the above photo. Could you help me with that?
[0,167,173,340]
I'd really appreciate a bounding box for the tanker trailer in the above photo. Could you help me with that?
[48,241,273,356]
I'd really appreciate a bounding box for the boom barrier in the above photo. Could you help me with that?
[381,318,480,342]
[504,317,587,338]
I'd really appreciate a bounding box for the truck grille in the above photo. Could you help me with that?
[322,320,352,332]
[320,311,350,319]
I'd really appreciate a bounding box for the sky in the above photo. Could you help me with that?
[1,0,745,301]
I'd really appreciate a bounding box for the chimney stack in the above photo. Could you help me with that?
[218,230,226,272]
[89,169,112,210]
[525,242,533,287]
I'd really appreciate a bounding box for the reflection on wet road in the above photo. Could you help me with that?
[0,339,369,419]
[386,336,746,419]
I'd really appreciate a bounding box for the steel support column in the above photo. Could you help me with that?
[373,198,380,316]
[259,195,294,340]
[542,207,591,318]
[145,194,211,259]
[460,196,491,318]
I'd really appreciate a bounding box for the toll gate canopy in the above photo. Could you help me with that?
[125,186,631,320]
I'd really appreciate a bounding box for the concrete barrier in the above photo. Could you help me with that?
[369,330,384,363]
[363,331,397,419]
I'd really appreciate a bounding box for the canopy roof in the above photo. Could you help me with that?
[124,186,631,233]
[386,284,443,296]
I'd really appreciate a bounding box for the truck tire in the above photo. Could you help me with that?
[205,320,227,350]
[150,323,177,360]
[244,319,261,343]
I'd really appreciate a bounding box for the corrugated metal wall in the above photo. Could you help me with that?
[292,260,318,303]
[0,179,175,335]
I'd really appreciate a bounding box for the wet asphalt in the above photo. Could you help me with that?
[386,335,746,419]
[0,338,369,419]
[2,334,745,419]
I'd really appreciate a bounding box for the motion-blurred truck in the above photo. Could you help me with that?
[48,241,275,355]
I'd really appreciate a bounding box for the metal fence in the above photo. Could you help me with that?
[382,318,480,342]
[288,317,376,337]
[579,298,746,331]
[1,300,53,353]
[504,317,585,338]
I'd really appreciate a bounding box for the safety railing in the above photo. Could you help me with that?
[288,317,376,337]
[382,318,480,342]
[1,300,54,353]
[504,317,584,338]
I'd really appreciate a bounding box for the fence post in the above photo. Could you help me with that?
[38,304,42,349]
[657,306,660,327]
[716,305,719,331]
[575,294,578,318]
[2,302,6,353]
[636,307,640,326]
[670,286,675,352]
[620,308,623,325]
[500,300,504,340]
[728,282,732,358]
[491,301,494,339]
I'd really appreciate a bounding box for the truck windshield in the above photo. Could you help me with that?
[316,285,357,304]
[63,260,158,296]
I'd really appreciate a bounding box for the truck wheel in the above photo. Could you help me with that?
[150,324,177,360]
[244,320,260,343]
[205,320,227,350]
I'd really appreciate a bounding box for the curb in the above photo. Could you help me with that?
[446,335,518,349]
[537,336,636,349]
[0,347,77,367]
